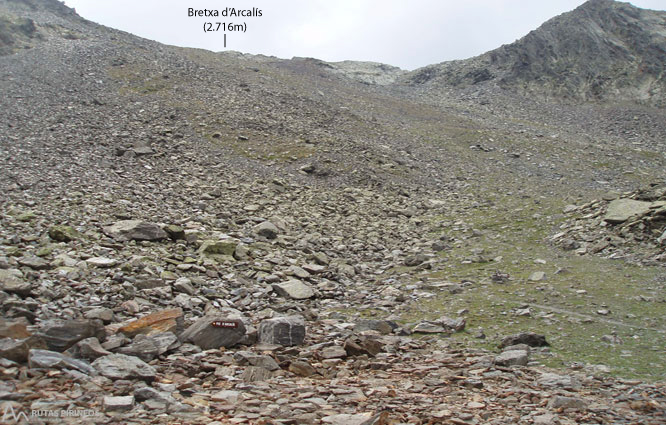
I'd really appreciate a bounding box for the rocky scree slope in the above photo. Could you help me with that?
[0,0,665,424]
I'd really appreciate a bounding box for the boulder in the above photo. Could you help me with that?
[37,319,106,352]
[258,316,306,346]
[253,221,279,239]
[198,240,237,256]
[117,332,179,361]
[344,336,383,357]
[164,224,185,241]
[28,349,96,375]
[179,316,245,349]
[0,336,47,363]
[0,269,31,296]
[103,220,168,241]
[494,350,529,366]
[500,332,549,348]
[92,353,156,381]
[272,280,315,300]
[603,199,652,224]
[48,225,81,242]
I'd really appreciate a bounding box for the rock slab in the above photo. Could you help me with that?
[92,353,156,381]
[103,220,168,241]
[603,199,652,224]
[37,319,106,352]
[272,279,315,300]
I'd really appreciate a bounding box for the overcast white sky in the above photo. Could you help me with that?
[61,0,666,70]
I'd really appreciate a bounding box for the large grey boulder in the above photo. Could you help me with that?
[272,280,315,300]
[253,221,279,239]
[0,269,31,296]
[117,332,180,361]
[92,353,156,381]
[103,220,168,241]
[258,316,306,346]
[179,316,245,350]
[603,199,652,224]
[37,319,106,352]
[494,350,529,366]
[28,349,96,375]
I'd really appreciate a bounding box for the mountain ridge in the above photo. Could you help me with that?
[402,0,666,106]
[3,0,665,105]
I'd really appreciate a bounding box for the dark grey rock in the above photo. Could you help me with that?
[84,307,115,323]
[37,319,106,352]
[353,320,396,335]
[179,316,245,350]
[258,316,306,346]
[344,336,383,357]
[117,332,180,361]
[28,349,96,375]
[233,351,280,371]
[500,332,549,348]
[92,353,156,381]
[494,349,529,366]
[0,336,47,363]
[65,337,111,360]
[548,395,588,410]
[253,221,279,239]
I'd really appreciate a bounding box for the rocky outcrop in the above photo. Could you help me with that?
[404,0,666,106]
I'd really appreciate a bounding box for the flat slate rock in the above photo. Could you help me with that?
[17,256,50,270]
[103,395,135,412]
[37,319,106,352]
[86,257,117,268]
[28,349,96,375]
[603,199,652,224]
[92,353,156,381]
[103,220,168,241]
[117,332,179,361]
[272,279,315,300]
